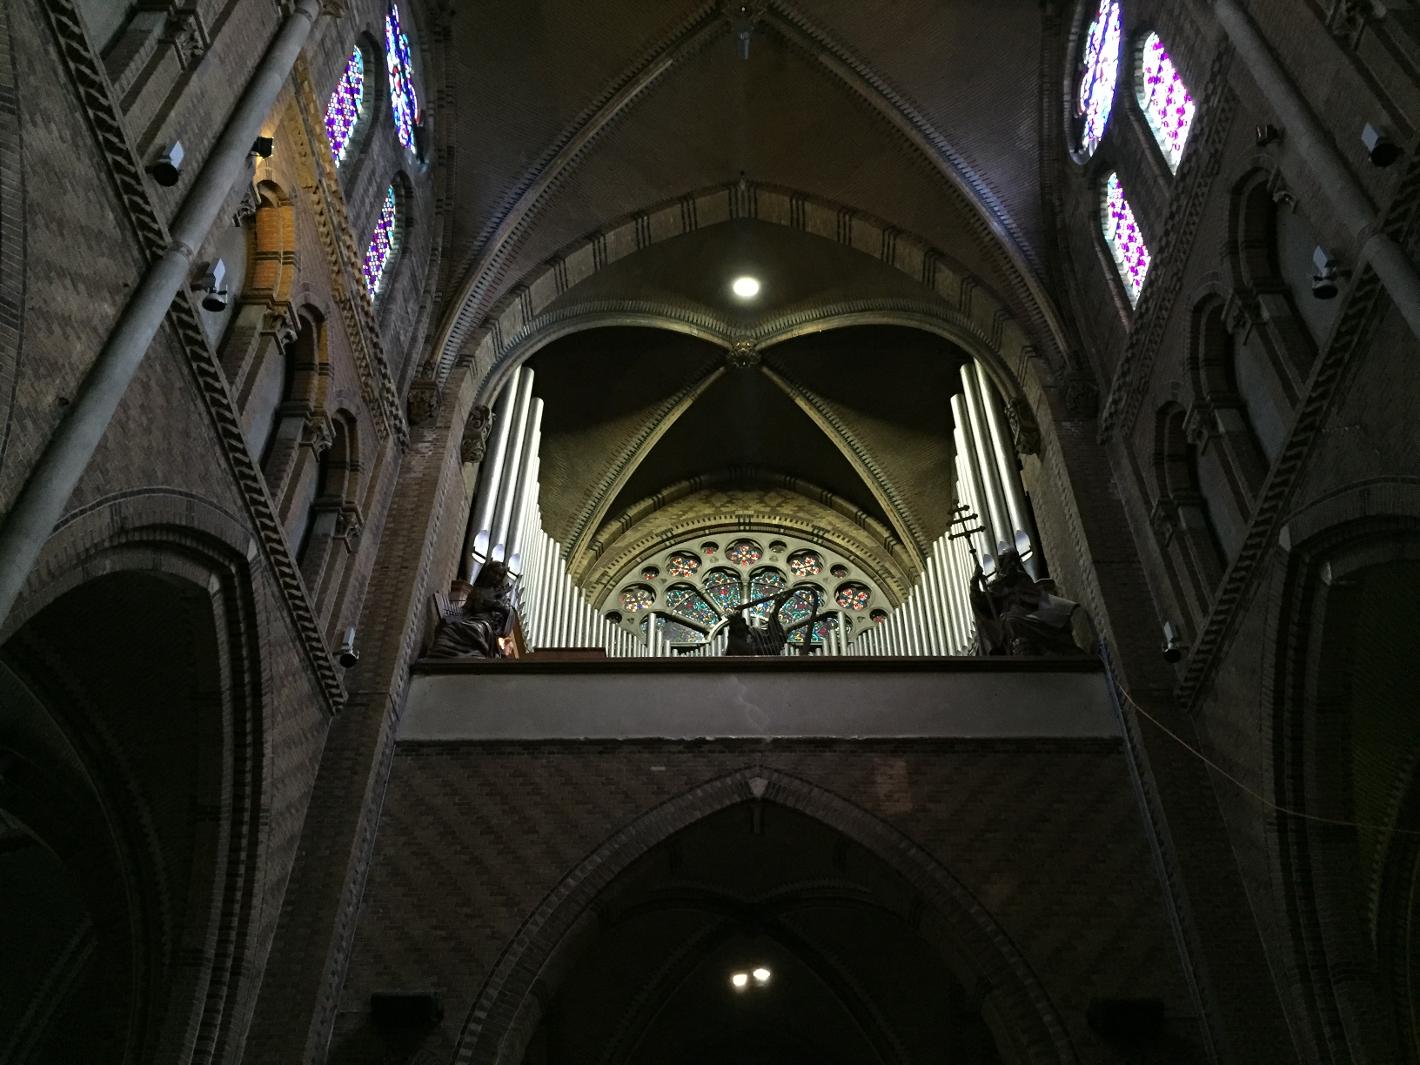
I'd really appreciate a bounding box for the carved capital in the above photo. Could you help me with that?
[1004,397,1041,455]
[726,339,761,369]
[1062,375,1099,420]
[406,383,441,427]
[266,305,299,347]
[166,8,210,70]
[336,505,364,552]
[302,410,335,456]
[1149,499,1179,544]
[1184,403,1217,448]
[231,183,260,228]
[461,404,493,463]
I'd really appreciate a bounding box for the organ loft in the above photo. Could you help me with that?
[1,1,1419,1063]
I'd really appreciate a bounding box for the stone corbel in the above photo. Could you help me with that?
[302,410,335,456]
[1184,403,1218,449]
[406,383,441,428]
[1004,397,1041,456]
[265,304,300,347]
[1265,168,1297,210]
[336,504,364,552]
[1062,375,1099,420]
[232,183,260,228]
[166,8,210,70]
[1149,498,1179,545]
[461,404,493,463]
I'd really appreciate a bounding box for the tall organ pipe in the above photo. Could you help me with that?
[960,367,1011,553]
[976,364,1038,571]
[464,375,520,578]
[490,372,536,561]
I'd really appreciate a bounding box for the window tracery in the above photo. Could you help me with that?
[1101,172,1151,305]
[385,2,420,152]
[362,185,399,297]
[325,47,366,166]
[1075,0,1122,157]
[1136,32,1194,171]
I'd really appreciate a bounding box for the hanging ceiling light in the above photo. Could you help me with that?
[731,275,761,300]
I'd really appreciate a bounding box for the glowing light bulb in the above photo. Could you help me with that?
[752,966,771,984]
[731,276,761,299]
[731,971,749,989]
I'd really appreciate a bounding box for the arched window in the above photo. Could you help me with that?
[1101,172,1151,305]
[1075,0,1122,157]
[325,47,366,166]
[1136,32,1195,172]
[362,184,399,297]
[384,2,421,152]
[664,584,719,629]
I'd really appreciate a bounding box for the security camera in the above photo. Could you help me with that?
[1311,246,1342,300]
[1161,620,1184,663]
[1362,122,1401,167]
[150,141,185,187]
[338,626,360,668]
[196,259,229,313]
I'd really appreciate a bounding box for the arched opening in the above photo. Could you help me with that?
[0,565,262,1065]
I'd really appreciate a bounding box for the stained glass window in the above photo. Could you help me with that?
[788,613,837,646]
[1137,33,1195,172]
[384,2,420,152]
[747,567,786,622]
[656,616,706,644]
[641,566,660,580]
[666,552,701,578]
[778,585,825,629]
[835,582,870,611]
[1076,0,1121,157]
[702,569,744,613]
[619,585,654,613]
[362,185,399,296]
[726,540,764,567]
[1102,172,1151,305]
[787,550,824,577]
[325,48,366,166]
[665,584,719,628]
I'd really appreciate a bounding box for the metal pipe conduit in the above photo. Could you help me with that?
[0,0,327,625]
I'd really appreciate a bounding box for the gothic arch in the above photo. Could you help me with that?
[450,767,1077,1065]
[1260,479,1420,1065]
[0,491,273,1065]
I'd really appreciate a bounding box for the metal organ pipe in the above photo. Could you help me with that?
[490,372,536,561]
[465,374,520,578]
[959,367,1011,554]
[505,403,543,566]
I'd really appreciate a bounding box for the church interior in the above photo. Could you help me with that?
[1,0,1419,1062]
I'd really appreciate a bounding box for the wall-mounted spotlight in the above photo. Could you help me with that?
[1161,620,1184,663]
[251,135,275,159]
[1311,246,1346,300]
[1361,122,1401,167]
[150,141,185,187]
[195,259,230,312]
[339,626,361,668]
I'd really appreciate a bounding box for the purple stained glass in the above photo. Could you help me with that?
[1076,0,1121,157]
[363,185,399,296]
[385,2,420,151]
[325,48,365,165]
[619,585,654,613]
[1138,33,1195,172]
[1102,172,1151,306]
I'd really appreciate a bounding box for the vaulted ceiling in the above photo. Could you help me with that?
[425,0,1062,587]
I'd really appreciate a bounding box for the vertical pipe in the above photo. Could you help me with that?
[952,417,991,559]
[490,372,536,560]
[507,414,542,567]
[465,374,520,578]
[960,366,1011,553]
[977,365,1031,546]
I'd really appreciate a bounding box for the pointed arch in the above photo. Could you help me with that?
[449,767,1076,1065]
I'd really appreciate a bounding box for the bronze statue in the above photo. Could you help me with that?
[969,549,1084,656]
[428,561,514,659]
[723,588,833,656]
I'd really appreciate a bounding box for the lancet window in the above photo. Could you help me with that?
[385,2,420,151]
[1136,32,1195,171]
[362,184,399,296]
[1075,0,1122,157]
[325,47,366,166]
[1101,172,1151,305]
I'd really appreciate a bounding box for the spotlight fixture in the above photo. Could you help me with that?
[195,259,230,313]
[1161,620,1184,663]
[731,275,761,300]
[150,141,185,187]
[751,967,771,984]
[1362,122,1401,167]
[1311,246,1344,300]
[730,972,750,990]
[250,135,275,159]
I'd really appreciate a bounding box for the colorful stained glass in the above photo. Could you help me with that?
[641,566,660,580]
[665,584,719,628]
[1137,33,1195,172]
[835,582,870,611]
[619,585,654,613]
[666,552,701,578]
[384,2,420,151]
[870,609,888,624]
[787,550,824,577]
[788,613,837,646]
[701,541,719,556]
[1076,0,1121,157]
[747,567,786,622]
[362,184,399,296]
[1102,172,1151,305]
[657,616,706,644]
[830,564,849,578]
[325,48,365,166]
[779,585,825,628]
[702,568,744,613]
[726,539,763,567]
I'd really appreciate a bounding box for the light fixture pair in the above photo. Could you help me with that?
[730,966,772,990]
